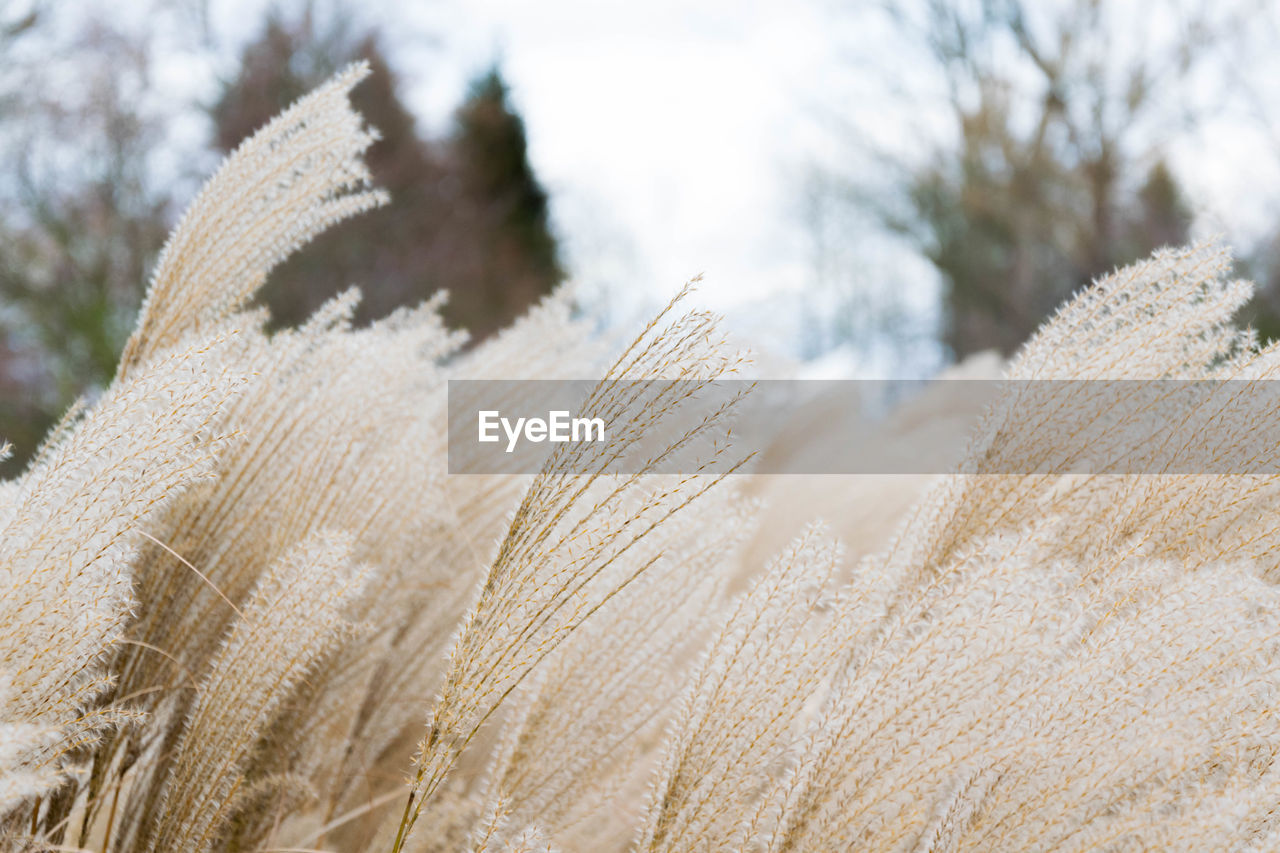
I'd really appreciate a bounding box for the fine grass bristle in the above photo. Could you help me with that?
[4,66,1280,853]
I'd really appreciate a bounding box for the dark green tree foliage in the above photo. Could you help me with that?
[212,11,562,336]
[446,69,562,337]
[1237,237,1280,343]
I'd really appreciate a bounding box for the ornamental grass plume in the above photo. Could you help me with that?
[642,241,1280,851]
[3,62,1280,853]
[0,335,244,821]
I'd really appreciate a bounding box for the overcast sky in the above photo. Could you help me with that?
[411,0,836,306]
[198,0,885,357]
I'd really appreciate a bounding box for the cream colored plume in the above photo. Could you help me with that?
[118,62,387,378]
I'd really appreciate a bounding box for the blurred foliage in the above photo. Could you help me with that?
[0,1,561,473]
[449,68,563,337]
[212,7,562,337]
[856,0,1264,359]
[1238,232,1280,343]
[0,6,174,471]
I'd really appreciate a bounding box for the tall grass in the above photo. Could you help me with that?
[4,64,1280,852]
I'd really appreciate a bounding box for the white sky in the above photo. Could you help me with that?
[399,1,851,335]
[198,0,860,353]
[382,0,1280,367]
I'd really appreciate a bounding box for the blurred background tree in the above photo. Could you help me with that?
[0,3,175,466]
[447,67,563,337]
[7,0,1280,473]
[842,0,1261,358]
[0,0,561,473]
[212,5,561,335]
[212,8,563,338]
